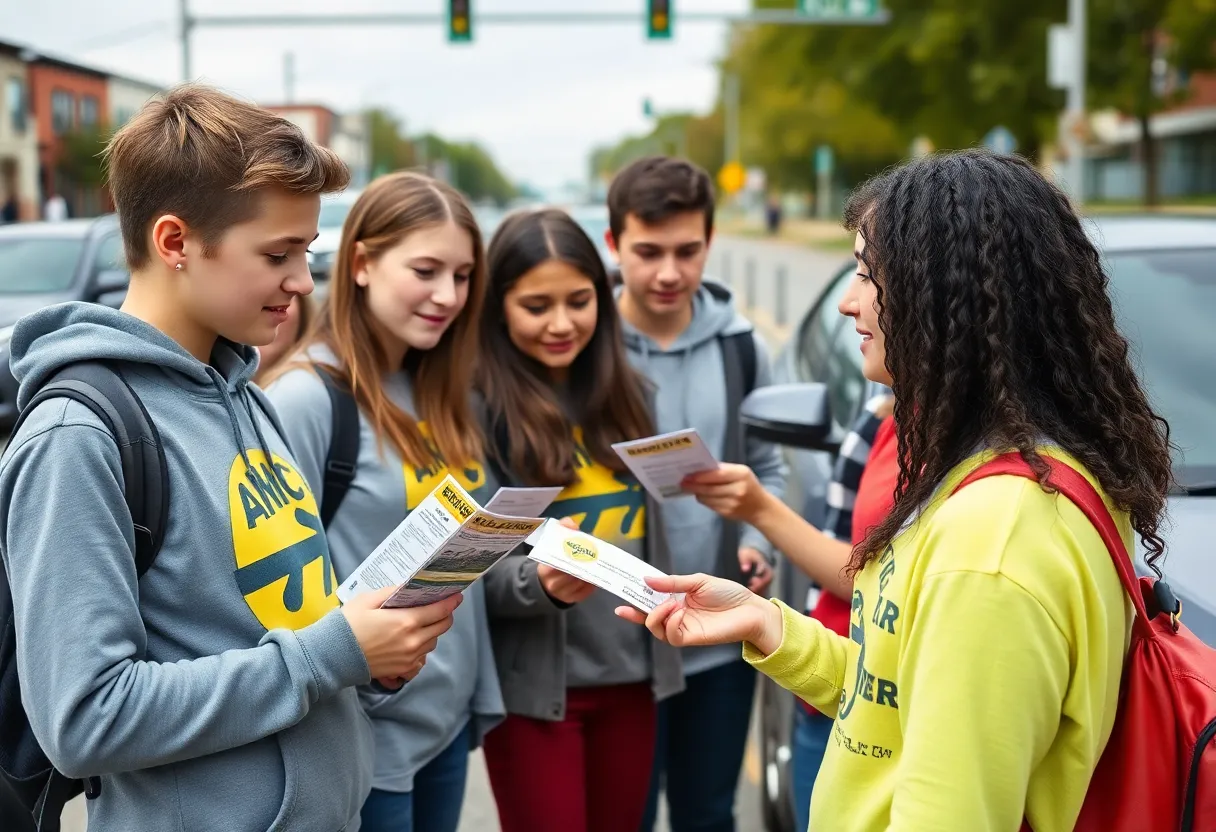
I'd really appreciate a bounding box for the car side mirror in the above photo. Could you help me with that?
[740,383,835,452]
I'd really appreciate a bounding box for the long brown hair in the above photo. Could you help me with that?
[477,209,652,486]
[843,150,1173,575]
[267,172,485,468]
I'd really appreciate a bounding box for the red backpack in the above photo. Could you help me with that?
[956,454,1216,832]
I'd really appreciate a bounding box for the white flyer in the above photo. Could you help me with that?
[611,428,720,501]
[484,486,564,518]
[338,477,554,609]
[526,518,674,613]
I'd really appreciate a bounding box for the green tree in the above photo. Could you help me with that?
[414,133,517,206]
[366,108,416,177]
[57,125,111,190]
[1089,0,1216,204]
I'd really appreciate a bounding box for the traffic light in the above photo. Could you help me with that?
[647,0,672,40]
[448,0,472,43]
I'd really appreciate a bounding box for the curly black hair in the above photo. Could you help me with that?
[844,149,1174,575]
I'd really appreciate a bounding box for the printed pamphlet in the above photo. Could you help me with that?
[337,479,557,609]
[612,428,719,501]
[526,518,675,613]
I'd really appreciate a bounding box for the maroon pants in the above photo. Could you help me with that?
[484,682,657,832]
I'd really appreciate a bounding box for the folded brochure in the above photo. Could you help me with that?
[611,428,719,501]
[526,518,675,613]
[337,477,561,609]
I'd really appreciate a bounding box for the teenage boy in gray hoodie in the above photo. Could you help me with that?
[0,85,460,832]
[605,156,787,832]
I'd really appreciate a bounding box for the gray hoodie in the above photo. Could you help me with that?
[265,347,504,794]
[617,281,787,676]
[0,303,374,832]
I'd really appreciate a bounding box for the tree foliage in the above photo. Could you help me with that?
[590,0,1216,204]
[57,126,111,190]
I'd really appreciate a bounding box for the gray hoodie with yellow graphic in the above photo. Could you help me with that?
[0,302,374,832]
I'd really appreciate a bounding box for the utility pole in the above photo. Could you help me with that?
[180,0,193,82]
[723,72,740,164]
[1065,0,1087,203]
[284,52,296,103]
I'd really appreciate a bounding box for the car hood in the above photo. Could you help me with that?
[0,293,77,329]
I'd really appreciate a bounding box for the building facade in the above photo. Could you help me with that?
[25,52,108,217]
[108,74,161,131]
[0,42,39,221]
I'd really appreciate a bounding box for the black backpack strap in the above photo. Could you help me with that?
[315,366,360,529]
[719,331,758,465]
[11,362,166,576]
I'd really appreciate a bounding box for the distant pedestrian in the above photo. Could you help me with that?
[43,192,67,222]
[1,195,17,224]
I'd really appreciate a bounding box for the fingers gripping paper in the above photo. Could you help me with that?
[611,429,719,501]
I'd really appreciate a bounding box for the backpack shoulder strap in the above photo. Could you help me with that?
[720,330,758,398]
[952,453,1150,627]
[12,361,166,575]
[719,331,758,468]
[315,366,360,529]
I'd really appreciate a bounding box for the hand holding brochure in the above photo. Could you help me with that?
[526,518,675,613]
[612,428,719,501]
[338,478,557,609]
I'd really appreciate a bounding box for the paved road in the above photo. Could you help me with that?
[45,234,841,832]
[709,234,849,347]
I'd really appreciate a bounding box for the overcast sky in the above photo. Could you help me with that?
[3,0,747,192]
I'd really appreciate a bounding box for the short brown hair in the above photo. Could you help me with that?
[607,155,715,241]
[104,83,350,269]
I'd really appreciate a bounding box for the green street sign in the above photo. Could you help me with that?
[799,0,881,19]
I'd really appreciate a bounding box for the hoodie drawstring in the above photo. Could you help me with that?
[207,371,282,489]
[240,385,288,489]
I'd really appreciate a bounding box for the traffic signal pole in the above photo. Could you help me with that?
[178,4,891,80]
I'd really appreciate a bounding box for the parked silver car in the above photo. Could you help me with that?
[744,214,1216,832]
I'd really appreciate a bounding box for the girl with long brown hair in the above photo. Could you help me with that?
[263,172,503,832]
[477,208,684,832]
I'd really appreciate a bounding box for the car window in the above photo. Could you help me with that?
[318,202,352,230]
[825,316,866,429]
[93,234,126,273]
[0,237,86,294]
[1108,248,1216,481]
[796,264,854,383]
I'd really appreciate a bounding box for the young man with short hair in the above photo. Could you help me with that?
[606,155,787,832]
[0,85,458,831]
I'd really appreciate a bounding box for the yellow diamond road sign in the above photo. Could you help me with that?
[718,162,746,195]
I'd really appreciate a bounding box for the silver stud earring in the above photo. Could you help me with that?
[175,263,183,271]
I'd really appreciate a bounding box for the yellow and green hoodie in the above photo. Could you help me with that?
[747,448,1135,831]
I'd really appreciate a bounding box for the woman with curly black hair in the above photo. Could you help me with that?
[618,149,1175,831]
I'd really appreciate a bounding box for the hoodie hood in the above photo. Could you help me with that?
[12,301,259,408]
[616,280,752,357]
[11,302,275,473]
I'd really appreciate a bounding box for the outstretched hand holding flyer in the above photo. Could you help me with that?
[526,518,678,613]
[612,428,719,501]
[338,477,560,609]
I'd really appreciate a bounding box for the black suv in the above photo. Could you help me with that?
[0,215,128,432]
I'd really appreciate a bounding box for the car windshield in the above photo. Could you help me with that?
[1108,248,1216,485]
[318,202,352,230]
[0,237,85,294]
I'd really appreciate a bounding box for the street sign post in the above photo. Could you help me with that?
[815,145,835,219]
